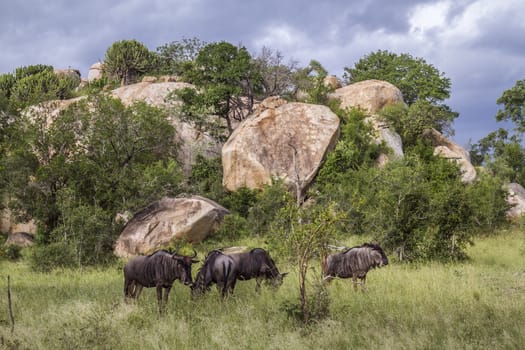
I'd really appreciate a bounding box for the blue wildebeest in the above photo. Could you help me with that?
[124,249,198,312]
[228,248,288,292]
[322,243,388,291]
[191,250,238,298]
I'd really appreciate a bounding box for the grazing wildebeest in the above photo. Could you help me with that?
[191,250,238,298]
[124,249,198,312]
[228,248,288,292]
[322,243,388,291]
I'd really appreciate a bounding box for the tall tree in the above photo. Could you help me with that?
[103,39,155,86]
[495,79,525,133]
[4,95,182,248]
[176,41,261,136]
[470,78,525,184]
[345,50,458,147]
[252,46,298,99]
[155,37,206,76]
[343,50,451,105]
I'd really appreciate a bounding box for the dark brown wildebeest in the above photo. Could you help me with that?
[191,250,238,298]
[124,249,198,313]
[322,243,388,291]
[227,248,288,292]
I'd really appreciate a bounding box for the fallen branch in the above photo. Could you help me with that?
[8,275,14,335]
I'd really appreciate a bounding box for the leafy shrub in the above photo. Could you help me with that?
[30,241,77,272]
[188,155,226,200]
[221,187,258,218]
[281,281,330,324]
[49,189,118,267]
[247,180,291,236]
[214,213,249,240]
[0,244,22,261]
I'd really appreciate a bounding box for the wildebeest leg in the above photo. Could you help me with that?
[227,279,237,297]
[322,275,334,284]
[352,276,358,291]
[216,281,224,294]
[163,285,172,309]
[255,277,262,293]
[156,286,163,314]
[360,276,367,292]
[124,279,133,300]
[134,284,144,299]
[221,284,228,298]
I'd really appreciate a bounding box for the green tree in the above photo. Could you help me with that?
[345,50,458,147]
[0,65,79,113]
[4,95,182,260]
[155,37,206,76]
[293,60,333,105]
[176,41,261,135]
[343,50,451,105]
[252,46,298,99]
[103,39,155,86]
[379,100,458,148]
[271,202,341,323]
[470,79,525,184]
[495,79,525,133]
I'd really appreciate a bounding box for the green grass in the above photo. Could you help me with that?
[1,230,525,349]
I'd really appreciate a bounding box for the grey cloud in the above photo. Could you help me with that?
[0,0,523,146]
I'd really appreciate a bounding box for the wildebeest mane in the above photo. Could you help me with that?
[243,248,279,278]
[138,250,180,286]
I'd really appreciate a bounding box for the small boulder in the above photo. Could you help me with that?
[114,196,230,257]
[330,80,405,165]
[6,232,34,247]
[87,62,103,82]
[366,117,404,166]
[323,75,342,90]
[141,76,158,83]
[505,182,525,220]
[330,79,404,114]
[423,128,477,183]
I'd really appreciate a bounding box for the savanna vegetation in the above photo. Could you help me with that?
[1,38,525,348]
[1,230,524,349]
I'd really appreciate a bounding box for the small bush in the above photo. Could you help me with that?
[281,282,330,324]
[0,244,22,261]
[29,241,77,272]
[215,213,249,240]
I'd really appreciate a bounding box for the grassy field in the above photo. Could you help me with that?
[1,230,525,350]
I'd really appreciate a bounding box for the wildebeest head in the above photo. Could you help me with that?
[261,263,288,288]
[365,243,389,268]
[172,250,199,286]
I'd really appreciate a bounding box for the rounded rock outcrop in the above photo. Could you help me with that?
[114,196,230,257]
[222,100,340,194]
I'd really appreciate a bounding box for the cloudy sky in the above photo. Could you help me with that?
[1,0,524,147]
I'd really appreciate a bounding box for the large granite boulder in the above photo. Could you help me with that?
[111,81,222,175]
[111,81,193,107]
[505,182,525,220]
[222,100,340,194]
[423,128,477,183]
[114,196,230,257]
[366,117,404,166]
